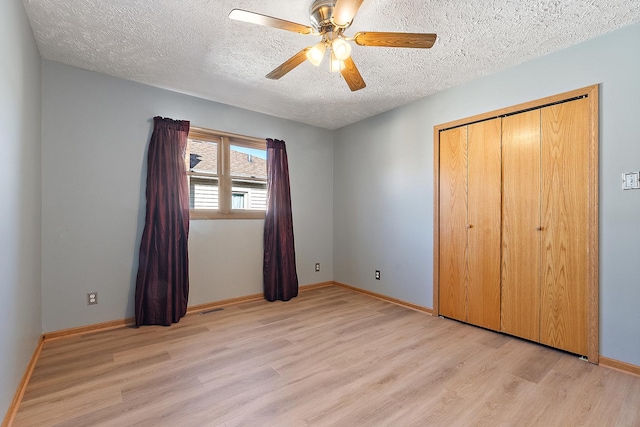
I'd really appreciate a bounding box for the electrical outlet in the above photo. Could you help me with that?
[315,263,320,272]
[375,270,381,280]
[87,292,98,305]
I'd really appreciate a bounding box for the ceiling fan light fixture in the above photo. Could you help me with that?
[229,1,436,91]
[330,51,345,72]
[332,37,352,60]
[306,41,326,66]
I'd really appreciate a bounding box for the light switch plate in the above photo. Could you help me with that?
[622,172,640,190]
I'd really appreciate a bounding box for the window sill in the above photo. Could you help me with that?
[190,210,266,220]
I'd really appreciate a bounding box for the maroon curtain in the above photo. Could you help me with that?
[263,138,299,301]
[135,117,190,327]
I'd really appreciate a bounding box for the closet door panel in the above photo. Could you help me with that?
[467,119,502,330]
[439,127,468,322]
[540,98,589,355]
[501,110,541,341]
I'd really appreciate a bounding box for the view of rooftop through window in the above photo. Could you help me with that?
[186,136,267,214]
[230,144,267,179]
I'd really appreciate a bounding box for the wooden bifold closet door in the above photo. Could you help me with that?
[439,119,501,330]
[437,87,597,360]
[501,98,589,355]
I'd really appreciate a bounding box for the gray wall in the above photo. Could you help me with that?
[0,0,43,417]
[41,61,334,332]
[334,22,640,366]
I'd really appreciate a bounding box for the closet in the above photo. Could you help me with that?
[435,86,598,361]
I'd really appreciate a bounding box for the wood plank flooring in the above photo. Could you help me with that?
[14,286,640,426]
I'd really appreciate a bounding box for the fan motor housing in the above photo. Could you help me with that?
[310,0,336,31]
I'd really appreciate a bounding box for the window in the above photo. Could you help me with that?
[232,192,247,209]
[186,127,267,219]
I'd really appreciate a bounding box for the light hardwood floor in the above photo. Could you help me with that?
[14,286,640,426]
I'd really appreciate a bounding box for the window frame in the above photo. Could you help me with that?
[187,126,267,220]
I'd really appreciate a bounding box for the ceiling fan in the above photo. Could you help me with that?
[229,0,437,91]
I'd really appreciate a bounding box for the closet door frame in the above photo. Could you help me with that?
[433,85,599,363]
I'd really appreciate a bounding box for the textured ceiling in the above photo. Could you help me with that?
[22,0,640,129]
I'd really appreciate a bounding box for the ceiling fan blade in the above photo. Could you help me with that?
[341,57,366,91]
[332,0,365,26]
[229,9,315,35]
[354,32,437,48]
[266,48,311,80]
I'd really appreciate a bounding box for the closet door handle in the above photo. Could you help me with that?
[467,224,473,229]
[536,226,543,231]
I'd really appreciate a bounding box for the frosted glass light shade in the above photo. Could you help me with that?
[330,51,345,72]
[306,42,326,66]
[332,38,352,61]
